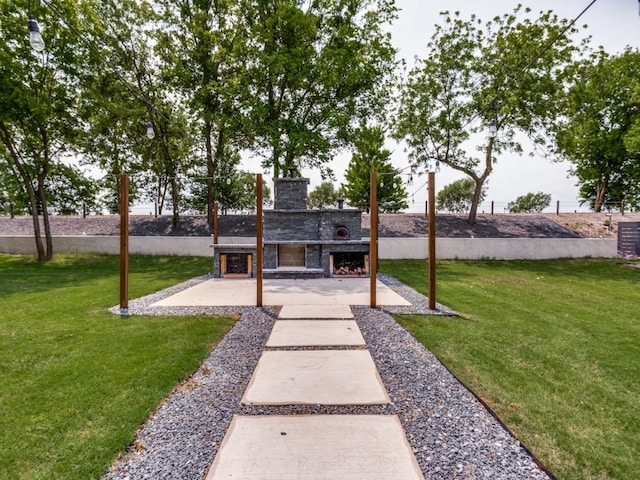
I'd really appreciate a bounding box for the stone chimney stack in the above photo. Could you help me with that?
[273,177,310,210]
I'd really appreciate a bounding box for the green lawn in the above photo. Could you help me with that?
[0,254,235,480]
[380,258,640,480]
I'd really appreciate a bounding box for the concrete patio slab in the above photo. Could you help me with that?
[278,304,354,319]
[205,415,425,480]
[266,320,365,347]
[242,350,389,405]
[151,278,411,307]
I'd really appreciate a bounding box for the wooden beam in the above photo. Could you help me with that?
[256,174,263,307]
[213,202,219,244]
[119,174,129,312]
[428,172,436,310]
[370,171,378,308]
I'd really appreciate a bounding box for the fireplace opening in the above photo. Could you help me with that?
[331,252,368,277]
[334,226,350,240]
[222,253,251,277]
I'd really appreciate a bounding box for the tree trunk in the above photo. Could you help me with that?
[171,175,179,229]
[205,121,215,228]
[37,177,53,261]
[594,181,608,212]
[466,137,494,225]
[0,121,47,261]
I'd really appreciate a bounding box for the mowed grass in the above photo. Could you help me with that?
[380,258,639,480]
[0,254,236,480]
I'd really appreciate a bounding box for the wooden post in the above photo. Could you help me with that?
[256,174,263,307]
[556,200,560,215]
[428,172,436,311]
[10,202,14,219]
[621,199,625,216]
[491,200,494,215]
[119,174,129,312]
[370,171,378,308]
[213,202,219,244]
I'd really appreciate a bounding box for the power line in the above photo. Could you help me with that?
[38,0,169,123]
[465,0,599,129]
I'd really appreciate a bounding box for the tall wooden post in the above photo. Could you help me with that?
[428,172,436,311]
[256,174,263,307]
[370,171,378,308]
[213,202,219,244]
[556,200,560,216]
[119,174,129,312]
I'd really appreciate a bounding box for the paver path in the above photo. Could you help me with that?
[205,306,425,480]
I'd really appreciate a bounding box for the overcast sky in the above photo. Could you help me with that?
[175,1,640,215]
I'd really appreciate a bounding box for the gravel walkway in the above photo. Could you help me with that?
[102,276,551,480]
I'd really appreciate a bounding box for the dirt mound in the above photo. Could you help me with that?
[2,212,625,238]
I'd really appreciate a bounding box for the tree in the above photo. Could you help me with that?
[0,0,98,261]
[241,0,398,178]
[342,126,408,213]
[508,192,551,213]
[395,7,583,224]
[307,182,341,209]
[552,49,640,212]
[155,0,249,227]
[436,178,484,213]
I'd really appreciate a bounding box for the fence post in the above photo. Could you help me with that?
[119,174,129,313]
[491,201,494,215]
[428,172,436,311]
[9,202,14,219]
[556,200,560,215]
[621,200,625,216]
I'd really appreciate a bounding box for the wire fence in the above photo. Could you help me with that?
[402,200,634,215]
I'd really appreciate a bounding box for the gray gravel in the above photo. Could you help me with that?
[102,276,551,480]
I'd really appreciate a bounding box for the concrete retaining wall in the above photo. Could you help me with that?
[377,237,618,260]
[0,236,618,259]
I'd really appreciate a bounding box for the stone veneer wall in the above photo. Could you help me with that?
[273,178,310,210]
[264,210,363,242]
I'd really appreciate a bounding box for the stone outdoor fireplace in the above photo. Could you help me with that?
[212,175,369,279]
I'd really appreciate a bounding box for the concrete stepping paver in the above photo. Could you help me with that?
[278,304,354,319]
[266,320,365,347]
[205,415,425,480]
[242,350,390,405]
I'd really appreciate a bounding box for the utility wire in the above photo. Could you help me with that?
[39,0,169,123]
[465,0,599,128]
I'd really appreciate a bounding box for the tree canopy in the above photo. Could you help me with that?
[551,48,640,212]
[395,6,583,223]
[508,192,551,213]
[307,182,341,209]
[436,178,485,213]
[241,0,398,178]
[341,126,408,213]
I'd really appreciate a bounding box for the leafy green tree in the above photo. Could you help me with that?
[307,182,341,209]
[508,192,551,213]
[155,0,249,227]
[241,0,398,178]
[342,126,408,213]
[395,7,583,224]
[436,178,485,213]
[0,0,98,261]
[552,49,640,212]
